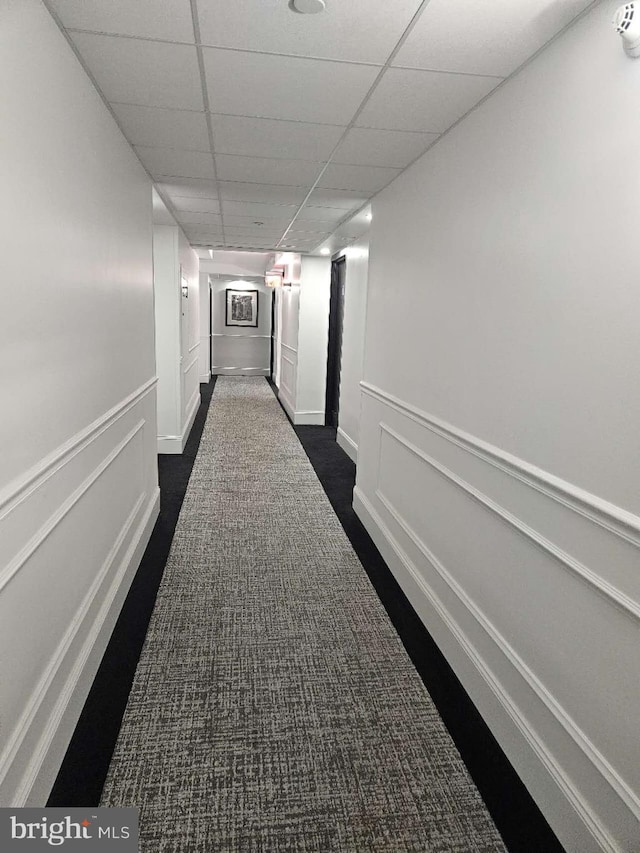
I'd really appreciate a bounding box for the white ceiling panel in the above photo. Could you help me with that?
[218,183,308,205]
[71,33,203,110]
[111,103,209,152]
[333,127,439,169]
[317,163,401,193]
[203,49,379,125]
[184,229,225,240]
[134,146,215,179]
[295,206,349,224]
[175,211,222,225]
[171,196,220,213]
[222,214,291,229]
[393,0,593,77]
[196,0,422,64]
[47,0,195,42]
[356,67,501,133]
[221,201,299,219]
[224,225,285,237]
[215,155,322,187]
[158,179,219,200]
[211,115,344,162]
[305,189,370,210]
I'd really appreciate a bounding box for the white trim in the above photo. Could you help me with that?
[379,423,640,624]
[281,342,298,354]
[0,377,157,519]
[182,353,199,374]
[353,486,624,853]
[0,421,145,595]
[199,372,211,384]
[212,333,270,339]
[278,389,296,423]
[337,427,358,463]
[5,487,160,807]
[157,389,200,454]
[294,411,324,425]
[211,366,269,375]
[188,340,200,353]
[360,381,640,548]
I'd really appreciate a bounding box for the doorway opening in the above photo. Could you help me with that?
[324,256,346,428]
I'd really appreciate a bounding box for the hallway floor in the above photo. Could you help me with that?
[98,377,506,852]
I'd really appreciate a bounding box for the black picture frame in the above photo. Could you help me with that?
[225,288,259,328]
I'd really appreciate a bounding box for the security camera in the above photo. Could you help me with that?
[613,3,640,57]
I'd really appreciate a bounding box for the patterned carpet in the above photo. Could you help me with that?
[101,377,506,852]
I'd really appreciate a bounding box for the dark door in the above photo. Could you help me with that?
[325,256,346,427]
[269,289,276,379]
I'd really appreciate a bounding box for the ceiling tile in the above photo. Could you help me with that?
[47,0,195,42]
[218,182,308,204]
[305,189,369,209]
[356,67,500,133]
[171,196,220,213]
[111,103,209,151]
[157,179,218,199]
[175,211,222,225]
[393,0,593,77]
[215,155,322,187]
[211,115,344,162]
[71,33,203,110]
[333,126,438,168]
[203,48,378,125]
[224,226,285,237]
[135,146,214,179]
[221,201,299,219]
[222,213,292,229]
[317,163,400,193]
[294,206,350,224]
[196,0,422,64]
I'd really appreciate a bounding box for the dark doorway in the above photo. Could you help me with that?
[325,256,346,428]
[269,289,276,379]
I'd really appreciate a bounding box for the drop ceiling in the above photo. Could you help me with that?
[45,0,594,254]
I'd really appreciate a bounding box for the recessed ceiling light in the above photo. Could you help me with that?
[320,247,330,255]
[289,0,326,14]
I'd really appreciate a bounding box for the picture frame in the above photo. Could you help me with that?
[225,288,259,328]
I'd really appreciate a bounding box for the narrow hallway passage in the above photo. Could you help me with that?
[100,377,505,852]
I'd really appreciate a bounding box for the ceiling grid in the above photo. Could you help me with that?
[43,0,597,254]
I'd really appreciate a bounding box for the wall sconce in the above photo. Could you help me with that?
[265,270,284,288]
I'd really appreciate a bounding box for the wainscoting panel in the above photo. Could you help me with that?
[279,348,297,421]
[0,383,159,806]
[212,334,270,375]
[353,383,640,853]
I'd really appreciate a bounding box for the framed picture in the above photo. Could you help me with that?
[225,289,259,328]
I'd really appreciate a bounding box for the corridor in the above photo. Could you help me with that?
[99,377,504,851]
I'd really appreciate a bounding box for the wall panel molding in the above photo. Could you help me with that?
[353,486,625,853]
[360,382,640,548]
[0,377,157,520]
[378,423,640,624]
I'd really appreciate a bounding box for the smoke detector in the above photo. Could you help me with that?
[613,3,640,57]
[289,0,326,14]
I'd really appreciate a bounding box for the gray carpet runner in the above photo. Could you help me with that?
[101,376,506,852]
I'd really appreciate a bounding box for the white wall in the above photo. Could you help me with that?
[336,241,369,463]
[211,277,271,375]
[277,257,331,425]
[276,284,301,418]
[0,0,159,806]
[198,273,211,383]
[354,4,640,851]
[153,224,200,453]
[179,229,200,440]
